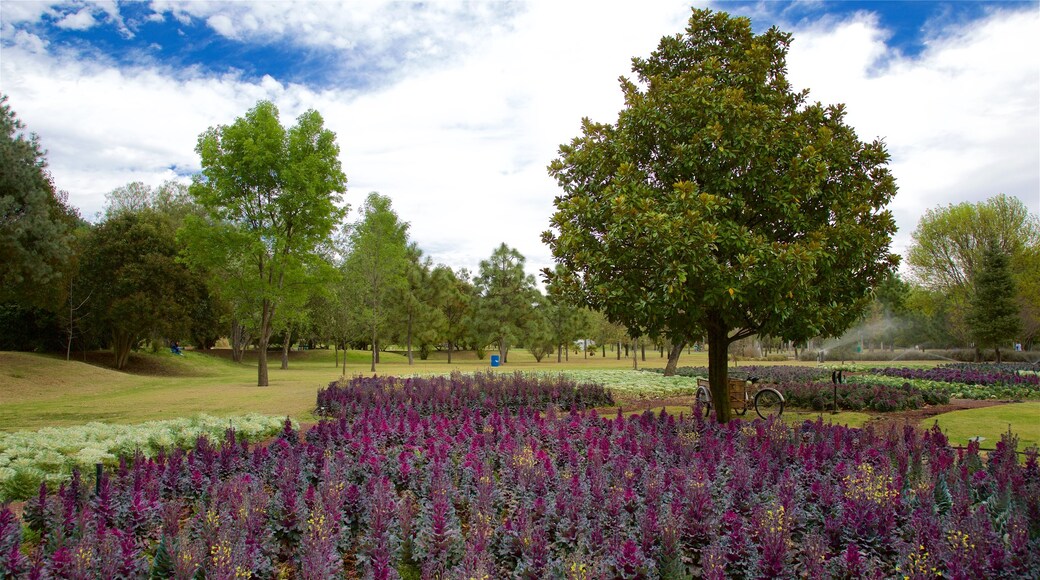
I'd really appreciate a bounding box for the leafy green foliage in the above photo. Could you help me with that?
[186,100,347,385]
[342,192,410,371]
[473,244,537,364]
[79,210,199,368]
[967,243,1022,361]
[543,9,898,420]
[0,95,78,308]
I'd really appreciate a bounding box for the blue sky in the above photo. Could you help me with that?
[2,1,1038,279]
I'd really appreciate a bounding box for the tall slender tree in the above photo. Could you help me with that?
[185,100,346,386]
[0,95,77,308]
[966,243,1021,362]
[342,192,409,372]
[474,244,537,364]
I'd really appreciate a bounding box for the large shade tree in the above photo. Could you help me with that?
[185,100,347,386]
[543,9,898,421]
[80,210,198,369]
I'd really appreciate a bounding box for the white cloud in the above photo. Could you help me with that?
[785,8,1039,257]
[0,0,1036,282]
[54,7,97,30]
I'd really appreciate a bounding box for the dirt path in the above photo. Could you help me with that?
[862,398,1008,432]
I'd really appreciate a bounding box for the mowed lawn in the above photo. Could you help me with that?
[2,349,1036,452]
[0,347,707,431]
[932,402,1040,451]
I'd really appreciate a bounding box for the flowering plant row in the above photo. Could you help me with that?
[2,374,1038,578]
[870,366,1040,391]
[548,370,703,399]
[847,374,1040,401]
[646,366,832,384]
[0,414,286,502]
[316,371,614,417]
[776,381,948,412]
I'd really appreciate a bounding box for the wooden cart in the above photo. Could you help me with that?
[695,376,784,419]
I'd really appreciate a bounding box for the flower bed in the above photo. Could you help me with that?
[777,380,949,412]
[871,365,1040,390]
[0,414,286,502]
[2,375,1037,578]
[316,371,614,416]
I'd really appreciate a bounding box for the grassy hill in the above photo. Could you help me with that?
[0,347,708,430]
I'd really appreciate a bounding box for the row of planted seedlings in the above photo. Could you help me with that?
[2,371,1039,578]
[651,365,950,412]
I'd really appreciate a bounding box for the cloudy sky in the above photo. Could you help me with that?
[2,0,1037,281]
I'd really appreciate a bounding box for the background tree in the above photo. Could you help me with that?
[397,243,440,364]
[523,292,558,363]
[543,9,898,421]
[907,195,1038,350]
[185,100,346,386]
[342,192,409,372]
[545,267,588,362]
[0,95,78,308]
[473,243,537,364]
[431,266,472,364]
[966,243,1021,362]
[79,210,198,368]
[1016,245,1040,350]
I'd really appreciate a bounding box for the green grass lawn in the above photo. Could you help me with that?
[930,402,1040,452]
[0,347,711,430]
[0,349,1031,446]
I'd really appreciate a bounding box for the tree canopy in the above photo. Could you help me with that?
[185,100,346,386]
[474,243,537,364]
[908,194,1039,292]
[543,8,898,420]
[342,192,409,372]
[79,210,198,368]
[966,243,1022,362]
[0,95,78,308]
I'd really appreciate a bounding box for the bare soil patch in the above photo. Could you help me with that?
[863,398,1009,432]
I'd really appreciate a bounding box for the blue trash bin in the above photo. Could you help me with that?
[490,354,500,367]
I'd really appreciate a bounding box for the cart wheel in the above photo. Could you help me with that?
[754,388,785,419]
[695,386,712,418]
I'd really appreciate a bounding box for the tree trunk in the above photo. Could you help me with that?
[706,323,732,422]
[995,347,1002,364]
[281,327,291,370]
[371,328,377,373]
[602,344,606,357]
[231,320,244,363]
[641,344,646,361]
[334,343,339,367]
[584,343,587,359]
[624,343,629,357]
[257,299,276,387]
[616,342,621,360]
[342,344,347,376]
[407,313,414,365]
[557,344,562,363]
[632,340,638,370]
[113,332,134,370]
[448,341,453,364]
[664,341,686,376]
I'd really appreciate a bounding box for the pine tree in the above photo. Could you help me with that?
[967,243,1021,362]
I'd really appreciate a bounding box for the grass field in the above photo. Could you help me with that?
[0,347,710,430]
[931,402,1040,451]
[0,348,1033,450]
